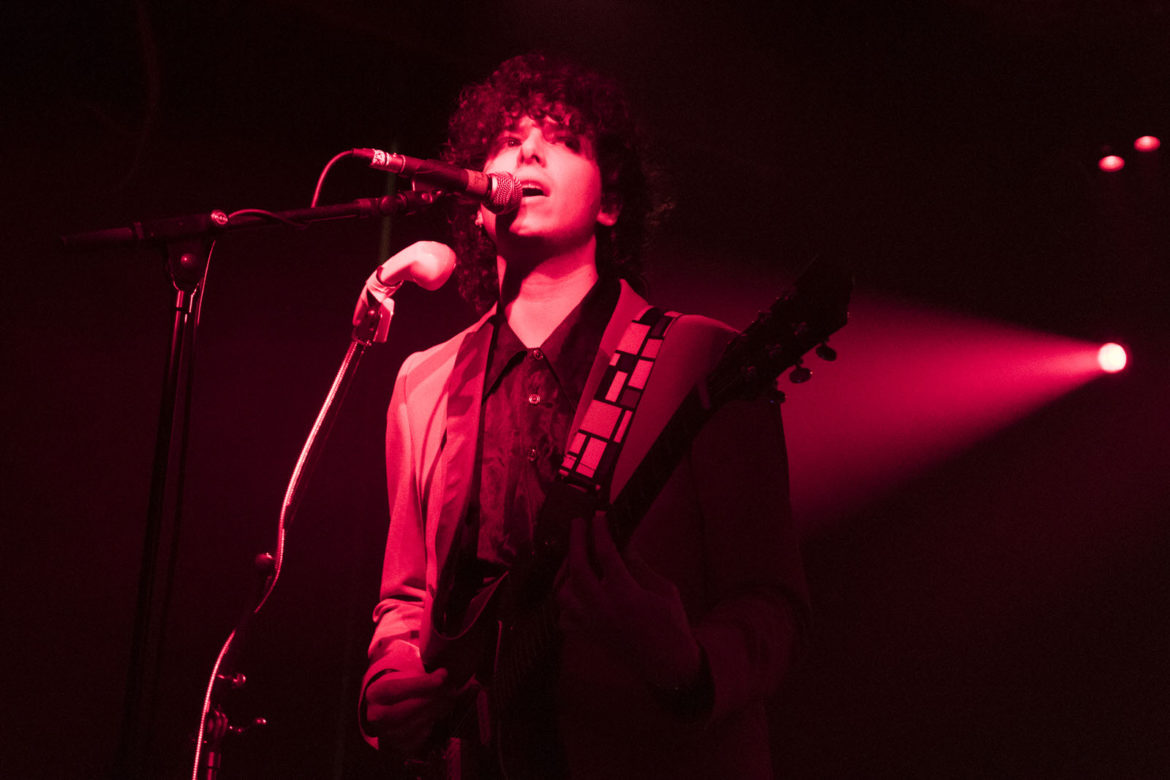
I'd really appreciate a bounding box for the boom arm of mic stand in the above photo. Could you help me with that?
[60,190,443,252]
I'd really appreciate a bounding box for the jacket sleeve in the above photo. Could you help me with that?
[358,355,430,749]
[688,395,810,723]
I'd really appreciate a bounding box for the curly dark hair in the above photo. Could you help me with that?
[441,52,671,312]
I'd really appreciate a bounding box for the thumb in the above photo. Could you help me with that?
[623,550,676,598]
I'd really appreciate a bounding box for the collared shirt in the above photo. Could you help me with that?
[472,276,620,571]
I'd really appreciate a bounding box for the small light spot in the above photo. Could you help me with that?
[1097,343,1127,373]
[1098,154,1125,173]
[1134,136,1161,153]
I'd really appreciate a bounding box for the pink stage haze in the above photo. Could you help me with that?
[779,295,1115,530]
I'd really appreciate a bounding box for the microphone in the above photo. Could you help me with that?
[353,149,521,214]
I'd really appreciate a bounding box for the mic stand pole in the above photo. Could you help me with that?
[117,236,213,778]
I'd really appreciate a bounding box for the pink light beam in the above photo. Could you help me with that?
[778,295,1121,532]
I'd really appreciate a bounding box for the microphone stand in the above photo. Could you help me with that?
[61,190,439,778]
[116,235,211,779]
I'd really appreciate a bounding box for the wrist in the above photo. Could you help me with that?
[648,645,713,722]
[666,640,703,689]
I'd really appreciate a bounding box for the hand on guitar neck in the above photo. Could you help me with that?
[557,511,707,699]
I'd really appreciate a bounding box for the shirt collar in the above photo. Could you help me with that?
[483,274,620,401]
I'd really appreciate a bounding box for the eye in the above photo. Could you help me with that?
[549,132,581,152]
[490,135,521,154]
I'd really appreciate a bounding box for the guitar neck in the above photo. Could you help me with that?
[606,387,714,550]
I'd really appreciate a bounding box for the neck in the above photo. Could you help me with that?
[498,243,599,348]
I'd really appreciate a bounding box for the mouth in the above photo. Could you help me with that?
[519,181,548,198]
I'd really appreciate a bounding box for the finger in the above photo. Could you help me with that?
[558,567,606,629]
[623,549,675,597]
[391,729,432,758]
[557,588,585,632]
[589,512,635,586]
[367,692,459,755]
[566,514,586,574]
[566,514,601,585]
[366,669,449,704]
[560,515,614,631]
[558,519,592,616]
[367,696,447,729]
[372,708,442,756]
[367,669,448,702]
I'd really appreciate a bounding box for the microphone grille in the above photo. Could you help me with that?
[487,173,522,214]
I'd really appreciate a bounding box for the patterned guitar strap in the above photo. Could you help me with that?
[557,305,681,497]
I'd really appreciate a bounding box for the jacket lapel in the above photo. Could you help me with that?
[430,310,495,614]
[568,280,650,439]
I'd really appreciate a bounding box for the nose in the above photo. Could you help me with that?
[518,130,544,164]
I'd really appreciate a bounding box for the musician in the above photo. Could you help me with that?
[360,52,809,778]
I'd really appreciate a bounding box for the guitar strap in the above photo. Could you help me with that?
[557,305,680,501]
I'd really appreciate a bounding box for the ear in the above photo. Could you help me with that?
[597,192,622,227]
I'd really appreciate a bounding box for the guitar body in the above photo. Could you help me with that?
[423,572,507,686]
[418,558,578,778]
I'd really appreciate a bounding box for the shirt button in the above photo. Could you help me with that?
[526,447,538,462]
[527,393,541,405]
[530,348,544,361]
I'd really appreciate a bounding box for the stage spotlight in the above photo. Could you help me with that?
[780,296,1123,528]
[1134,135,1161,153]
[1097,343,1128,373]
[1098,154,1125,173]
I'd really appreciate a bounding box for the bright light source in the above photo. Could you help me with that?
[1098,154,1126,172]
[1134,135,1161,153]
[1097,343,1127,373]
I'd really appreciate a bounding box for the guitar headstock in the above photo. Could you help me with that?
[717,260,853,401]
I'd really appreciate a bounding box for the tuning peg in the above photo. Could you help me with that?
[788,362,812,384]
[815,342,837,361]
[230,717,268,736]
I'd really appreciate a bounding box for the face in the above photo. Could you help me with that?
[479,115,619,261]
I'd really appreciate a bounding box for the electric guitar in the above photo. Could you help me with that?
[402,260,852,779]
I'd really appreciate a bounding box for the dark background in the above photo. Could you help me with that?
[3,1,1168,777]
